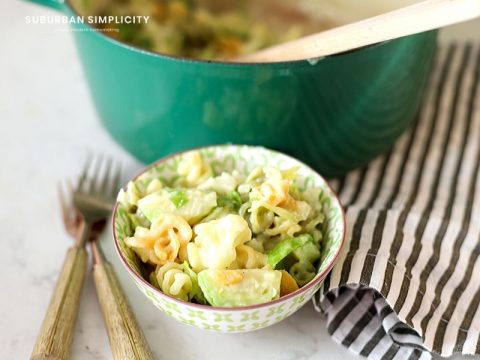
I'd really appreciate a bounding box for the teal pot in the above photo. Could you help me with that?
[29,0,438,177]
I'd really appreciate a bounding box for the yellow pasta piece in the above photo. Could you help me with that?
[259,179,290,206]
[249,166,311,232]
[155,262,193,301]
[264,217,302,239]
[229,244,267,269]
[198,172,240,195]
[249,204,275,234]
[178,243,188,263]
[124,214,192,266]
[117,181,141,208]
[187,214,251,271]
[177,151,212,187]
[146,178,163,194]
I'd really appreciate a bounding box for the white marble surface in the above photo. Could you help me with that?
[1,1,478,359]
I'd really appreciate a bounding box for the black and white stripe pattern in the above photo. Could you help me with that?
[314,43,480,358]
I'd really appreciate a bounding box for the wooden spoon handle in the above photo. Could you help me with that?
[239,0,480,63]
[93,261,154,360]
[30,247,88,360]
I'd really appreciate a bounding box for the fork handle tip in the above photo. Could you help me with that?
[30,247,87,360]
[93,261,154,360]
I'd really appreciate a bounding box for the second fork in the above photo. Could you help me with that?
[30,156,118,360]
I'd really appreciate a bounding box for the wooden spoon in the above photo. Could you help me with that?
[237,0,480,63]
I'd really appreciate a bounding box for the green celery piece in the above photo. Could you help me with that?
[168,190,189,208]
[267,234,313,269]
[217,191,242,211]
[127,210,151,233]
[292,242,321,264]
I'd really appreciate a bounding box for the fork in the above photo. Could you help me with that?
[76,157,153,360]
[67,185,154,360]
[31,156,153,360]
[30,159,100,360]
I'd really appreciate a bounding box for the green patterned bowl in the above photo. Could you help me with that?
[113,145,345,332]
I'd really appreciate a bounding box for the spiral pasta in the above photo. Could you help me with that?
[258,179,290,206]
[246,235,266,253]
[249,205,275,234]
[249,168,289,206]
[118,178,164,210]
[229,244,267,269]
[177,151,212,187]
[263,216,301,239]
[155,262,193,301]
[124,214,192,265]
[246,166,312,240]
[117,181,141,209]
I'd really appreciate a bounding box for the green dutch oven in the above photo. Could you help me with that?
[28,0,438,177]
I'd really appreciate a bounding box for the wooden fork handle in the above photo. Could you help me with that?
[93,261,154,360]
[31,247,88,360]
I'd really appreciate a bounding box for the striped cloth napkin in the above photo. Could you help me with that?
[314,43,480,359]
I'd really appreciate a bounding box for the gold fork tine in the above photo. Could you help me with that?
[77,154,93,192]
[110,164,122,198]
[58,181,78,233]
[58,182,69,225]
[100,157,113,194]
[90,155,104,195]
[59,180,84,245]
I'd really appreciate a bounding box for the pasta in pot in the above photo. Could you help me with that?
[119,150,327,307]
[77,0,329,61]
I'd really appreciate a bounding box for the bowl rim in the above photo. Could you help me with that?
[112,144,346,311]
[64,0,387,67]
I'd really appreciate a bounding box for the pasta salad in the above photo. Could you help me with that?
[77,0,328,60]
[117,151,326,307]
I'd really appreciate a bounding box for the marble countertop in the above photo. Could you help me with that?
[1,1,478,359]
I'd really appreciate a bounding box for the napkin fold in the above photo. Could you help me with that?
[314,43,480,359]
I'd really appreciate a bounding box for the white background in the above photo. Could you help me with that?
[1,1,479,359]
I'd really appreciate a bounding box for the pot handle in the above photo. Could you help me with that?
[27,0,65,11]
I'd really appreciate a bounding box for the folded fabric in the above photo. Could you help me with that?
[314,43,480,359]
